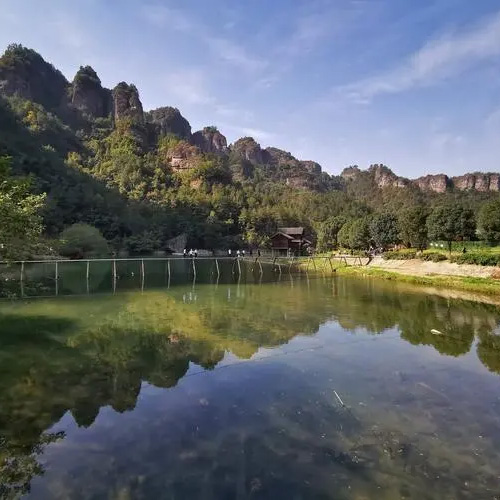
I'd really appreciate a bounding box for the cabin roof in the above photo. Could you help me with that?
[278,227,304,235]
[270,232,294,240]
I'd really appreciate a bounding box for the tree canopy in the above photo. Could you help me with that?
[0,156,45,260]
[338,217,371,250]
[427,204,476,252]
[1,45,500,256]
[398,206,428,249]
[59,223,109,258]
[478,199,500,243]
[369,213,399,249]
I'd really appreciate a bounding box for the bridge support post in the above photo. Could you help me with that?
[20,261,25,298]
[141,259,145,291]
[86,260,90,294]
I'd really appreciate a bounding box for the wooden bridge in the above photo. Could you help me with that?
[0,255,368,298]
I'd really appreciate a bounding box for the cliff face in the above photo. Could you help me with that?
[192,127,227,154]
[414,174,449,193]
[342,165,500,194]
[1,44,498,197]
[341,166,362,180]
[369,164,409,188]
[71,66,112,118]
[451,173,500,192]
[146,107,191,141]
[164,140,201,171]
[413,173,500,193]
[341,164,409,189]
[0,44,68,111]
[231,137,266,164]
[112,82,143,123]
[265,147,321,173]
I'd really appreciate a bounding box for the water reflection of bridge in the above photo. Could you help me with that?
[0,255,367,299]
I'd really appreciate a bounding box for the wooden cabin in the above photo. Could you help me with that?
[270,227,311,256]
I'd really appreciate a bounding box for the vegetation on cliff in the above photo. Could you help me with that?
[1,44,500,259]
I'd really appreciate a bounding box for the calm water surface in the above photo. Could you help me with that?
[1,275,500,499]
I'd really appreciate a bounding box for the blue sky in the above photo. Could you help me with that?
[1,0,500,178]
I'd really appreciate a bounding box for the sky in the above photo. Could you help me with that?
[1,0,500,178]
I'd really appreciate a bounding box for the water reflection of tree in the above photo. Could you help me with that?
[0,283,332,494]
[330,279,499,359]
[477,331,500,374]
[2,279,500,495]
[0,431,64,497]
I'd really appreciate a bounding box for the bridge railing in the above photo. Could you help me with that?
[0,254,366,299]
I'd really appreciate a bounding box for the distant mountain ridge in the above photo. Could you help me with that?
[341,165,500,194]
[1,43,497,196]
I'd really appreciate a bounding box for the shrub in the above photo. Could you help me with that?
[420,251,447,262]
[59,223,109,258]
[383,249,417,260]
[451,252,500,266]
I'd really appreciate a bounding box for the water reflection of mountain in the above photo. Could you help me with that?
[1,277,500,495]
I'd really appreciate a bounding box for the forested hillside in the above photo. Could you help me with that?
[1,44,499,258]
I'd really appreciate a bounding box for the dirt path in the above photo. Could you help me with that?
[368,256,497,279]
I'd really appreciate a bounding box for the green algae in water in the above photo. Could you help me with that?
[1,277,500,499]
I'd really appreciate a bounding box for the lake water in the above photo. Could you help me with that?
[1,273,500,499]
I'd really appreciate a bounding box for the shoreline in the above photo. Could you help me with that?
[304,257,500,303]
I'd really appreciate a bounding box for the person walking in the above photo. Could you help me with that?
[242,249,246,257]
[194,249,198,258]
[228,249,232,257]
[183,248,187,258]
[236,249,241,258]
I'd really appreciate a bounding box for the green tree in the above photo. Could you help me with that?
[477,199,500,243]
[427,203,475,253]
[59,223,109,258]
[315,215,346,251]
[369,213,399,249]
[398,206,428,249]
[338,217,371,250]
[0,156,45,260]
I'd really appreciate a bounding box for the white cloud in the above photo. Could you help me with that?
[163,69,214,106]
[141,3,266,73]
[51,13,87,50]
[140,5,193,32]
[336,9,500,103]
[206,37,267,73]
[222,124,276,143]
[214,105,254,122]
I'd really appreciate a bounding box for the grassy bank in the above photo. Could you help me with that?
[302,259,500,296]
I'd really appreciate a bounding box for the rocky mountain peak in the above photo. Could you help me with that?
[414,174,449,193]
[232,137,266,164]
[369,164,409,188]
[192,126,227,154]
[451,173,500,192]
[265,147,322,174]
[0,43,68,110]
[112,82,143,124]
[145,106,191,141]
[340,166,362,179]
[71,65,112,118]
